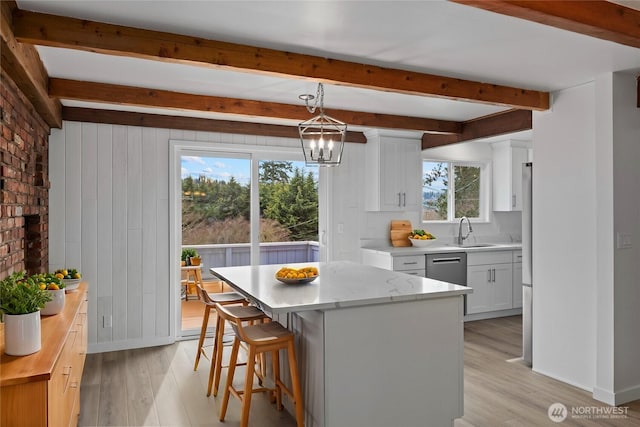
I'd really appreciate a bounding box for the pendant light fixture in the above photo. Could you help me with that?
[298,83,347,167]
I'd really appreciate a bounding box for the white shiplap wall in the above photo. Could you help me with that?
[49,122,303,352]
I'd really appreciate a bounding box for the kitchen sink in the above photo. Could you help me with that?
[448,243,497,248]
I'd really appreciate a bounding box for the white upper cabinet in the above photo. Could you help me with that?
[491,140,530,211]
[365,131,421,212]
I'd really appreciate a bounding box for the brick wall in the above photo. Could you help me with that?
[0,70,51,278]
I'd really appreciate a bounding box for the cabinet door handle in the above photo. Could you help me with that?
[487,269,492,282]
[402,192,406,207]
[432,257,462,264]
[512,194,516,208]
[398,192,401,207]
[492,268,496,282]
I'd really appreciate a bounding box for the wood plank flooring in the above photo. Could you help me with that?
[457,316,640,427]
[79,315,640,427]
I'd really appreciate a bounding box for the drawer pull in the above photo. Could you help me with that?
[432,257,461,264]
[403,261,418,265]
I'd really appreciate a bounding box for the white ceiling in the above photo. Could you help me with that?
[16,0,640,136]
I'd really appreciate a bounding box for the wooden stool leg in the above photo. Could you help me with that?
[273,349,282,410]
[287,340,305,427]
[194,305,211,370]
[208,314,224,396]
[212,314,227,397]
[240,345,257,427]
[220,338,240,421]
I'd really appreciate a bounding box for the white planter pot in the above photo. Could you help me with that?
[4,311,42,356]
[41,289,65,316]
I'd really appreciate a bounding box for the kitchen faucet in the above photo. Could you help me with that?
[457,216,473,245]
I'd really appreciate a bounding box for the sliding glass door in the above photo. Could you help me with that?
[180,153,320,271]
[172,142,325,337]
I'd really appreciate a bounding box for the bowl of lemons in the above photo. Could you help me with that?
[55,268,82,292]
[408,229,437,247]
[275,266,319,284]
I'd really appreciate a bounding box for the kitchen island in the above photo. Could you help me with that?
[211,261,472,427]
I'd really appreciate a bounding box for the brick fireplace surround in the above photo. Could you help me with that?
[0,70,51,278]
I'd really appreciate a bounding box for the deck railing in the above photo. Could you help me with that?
[182,241,319,279]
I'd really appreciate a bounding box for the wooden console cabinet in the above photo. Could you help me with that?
[1,283,88,427]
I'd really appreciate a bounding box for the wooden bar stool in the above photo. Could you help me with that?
[208,304,268,397]
[193,284,248,371]
[217,304,305,427]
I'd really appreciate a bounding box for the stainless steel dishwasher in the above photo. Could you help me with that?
[426,252,467,312]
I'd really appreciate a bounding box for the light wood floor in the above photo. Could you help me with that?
[79,315,640,427]
[456,316,639,427]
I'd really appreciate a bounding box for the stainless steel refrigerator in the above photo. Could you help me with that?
[522,162,533,366]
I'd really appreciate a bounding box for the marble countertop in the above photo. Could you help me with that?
[210,261,471,314]
[361,242,522,256]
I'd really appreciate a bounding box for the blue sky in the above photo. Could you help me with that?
[181,155,316,185]
[423,161,447,192]
[182,155,251,184]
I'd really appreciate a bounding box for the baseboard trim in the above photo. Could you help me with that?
[88,336,175,354]
[464,308,522,322]
[532,366,592,393]
[594,385,640,406]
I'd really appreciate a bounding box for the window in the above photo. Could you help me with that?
[422,161,486,222]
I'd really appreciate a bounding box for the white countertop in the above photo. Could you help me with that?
[361,242,522,256]
[210,260,471,314]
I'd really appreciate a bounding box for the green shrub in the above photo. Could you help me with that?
[0,272,52,317]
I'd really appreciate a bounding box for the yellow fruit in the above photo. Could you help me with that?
[39,283,46,290]
[55,273,64,279]
[48,283,60,290]
[62,270,68,276]
[73,273,81,279]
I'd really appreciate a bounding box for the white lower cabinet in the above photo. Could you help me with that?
[361,250,426,277]
[466,251,513,315]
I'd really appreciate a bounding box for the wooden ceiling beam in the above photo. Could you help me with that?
[13,9,549,111]
[0,1,61,127]
[62,107,367,143]
[49,78,462,134]
[422,109,531,149]
[452,0,640,49]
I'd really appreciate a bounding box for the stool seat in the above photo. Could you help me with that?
[243,322,292,342]
[209,291,247,304]
[193,287,247,371]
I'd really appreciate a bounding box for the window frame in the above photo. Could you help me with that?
[421,159,490,223]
